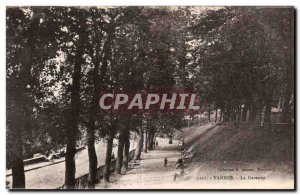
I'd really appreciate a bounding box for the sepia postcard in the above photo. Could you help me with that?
[6,6,295,190]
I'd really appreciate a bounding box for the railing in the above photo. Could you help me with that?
[23,156,47,165]
[22,145,86,166]
[57,149,136,189]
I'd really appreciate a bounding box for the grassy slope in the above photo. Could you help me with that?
[175,123,294,162]
[174,123,294,183]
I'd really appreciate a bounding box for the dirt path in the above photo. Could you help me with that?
[97,138,184,189]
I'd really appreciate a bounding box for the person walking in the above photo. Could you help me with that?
[164,157,168,167]
[175,157,183,169]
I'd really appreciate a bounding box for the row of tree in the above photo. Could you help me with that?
[188,7,294,126]
[6,6,294,189]
[7,6,188,189]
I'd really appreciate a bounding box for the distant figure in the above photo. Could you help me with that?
[175,157,184,169]
[174,169,184,181]
[156,141,158,146]
[164,157,168,167]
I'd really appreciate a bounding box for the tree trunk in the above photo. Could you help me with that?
[134,127,143,160]
[148,132,154,150]
[151,132,155,149]
[65,87,80,188]
[7,99,27,189]
[223,106,230,122]
[65,33,85,188]
[215,109,218,123]
[9,122,25,189]
[11,156,25,189]
[143,131,148,153]
[87,34,105,187]
[147,133,150,149]
[236,106,241,123]
[153,132,158,148]
[64,91,80,188]
[115,130,125,174]
[264,99,272,131]
[230,106,235,122]
[123,130,130,170]
[87,123,98,188]
[65,143,77,189]
[241,105,248,121]
[249,104,257,122]
[281,92,292,123]
[104,128,116,182]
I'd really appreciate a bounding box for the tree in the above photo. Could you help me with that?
[189,7,294,127]
[7,6,61,188]
[59,7,89,188]
[82,7,107,187]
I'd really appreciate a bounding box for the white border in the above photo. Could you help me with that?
[0,1,298,195]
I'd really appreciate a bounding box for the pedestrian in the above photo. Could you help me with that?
[164,157,168,167]
[156,141,158,146]
[175,157,183,169]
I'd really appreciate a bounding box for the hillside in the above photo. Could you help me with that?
[174,123,294,188]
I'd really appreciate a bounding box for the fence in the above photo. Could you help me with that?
[57,149,136,189]
[23,156,46,165]
[22,145,86,166]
